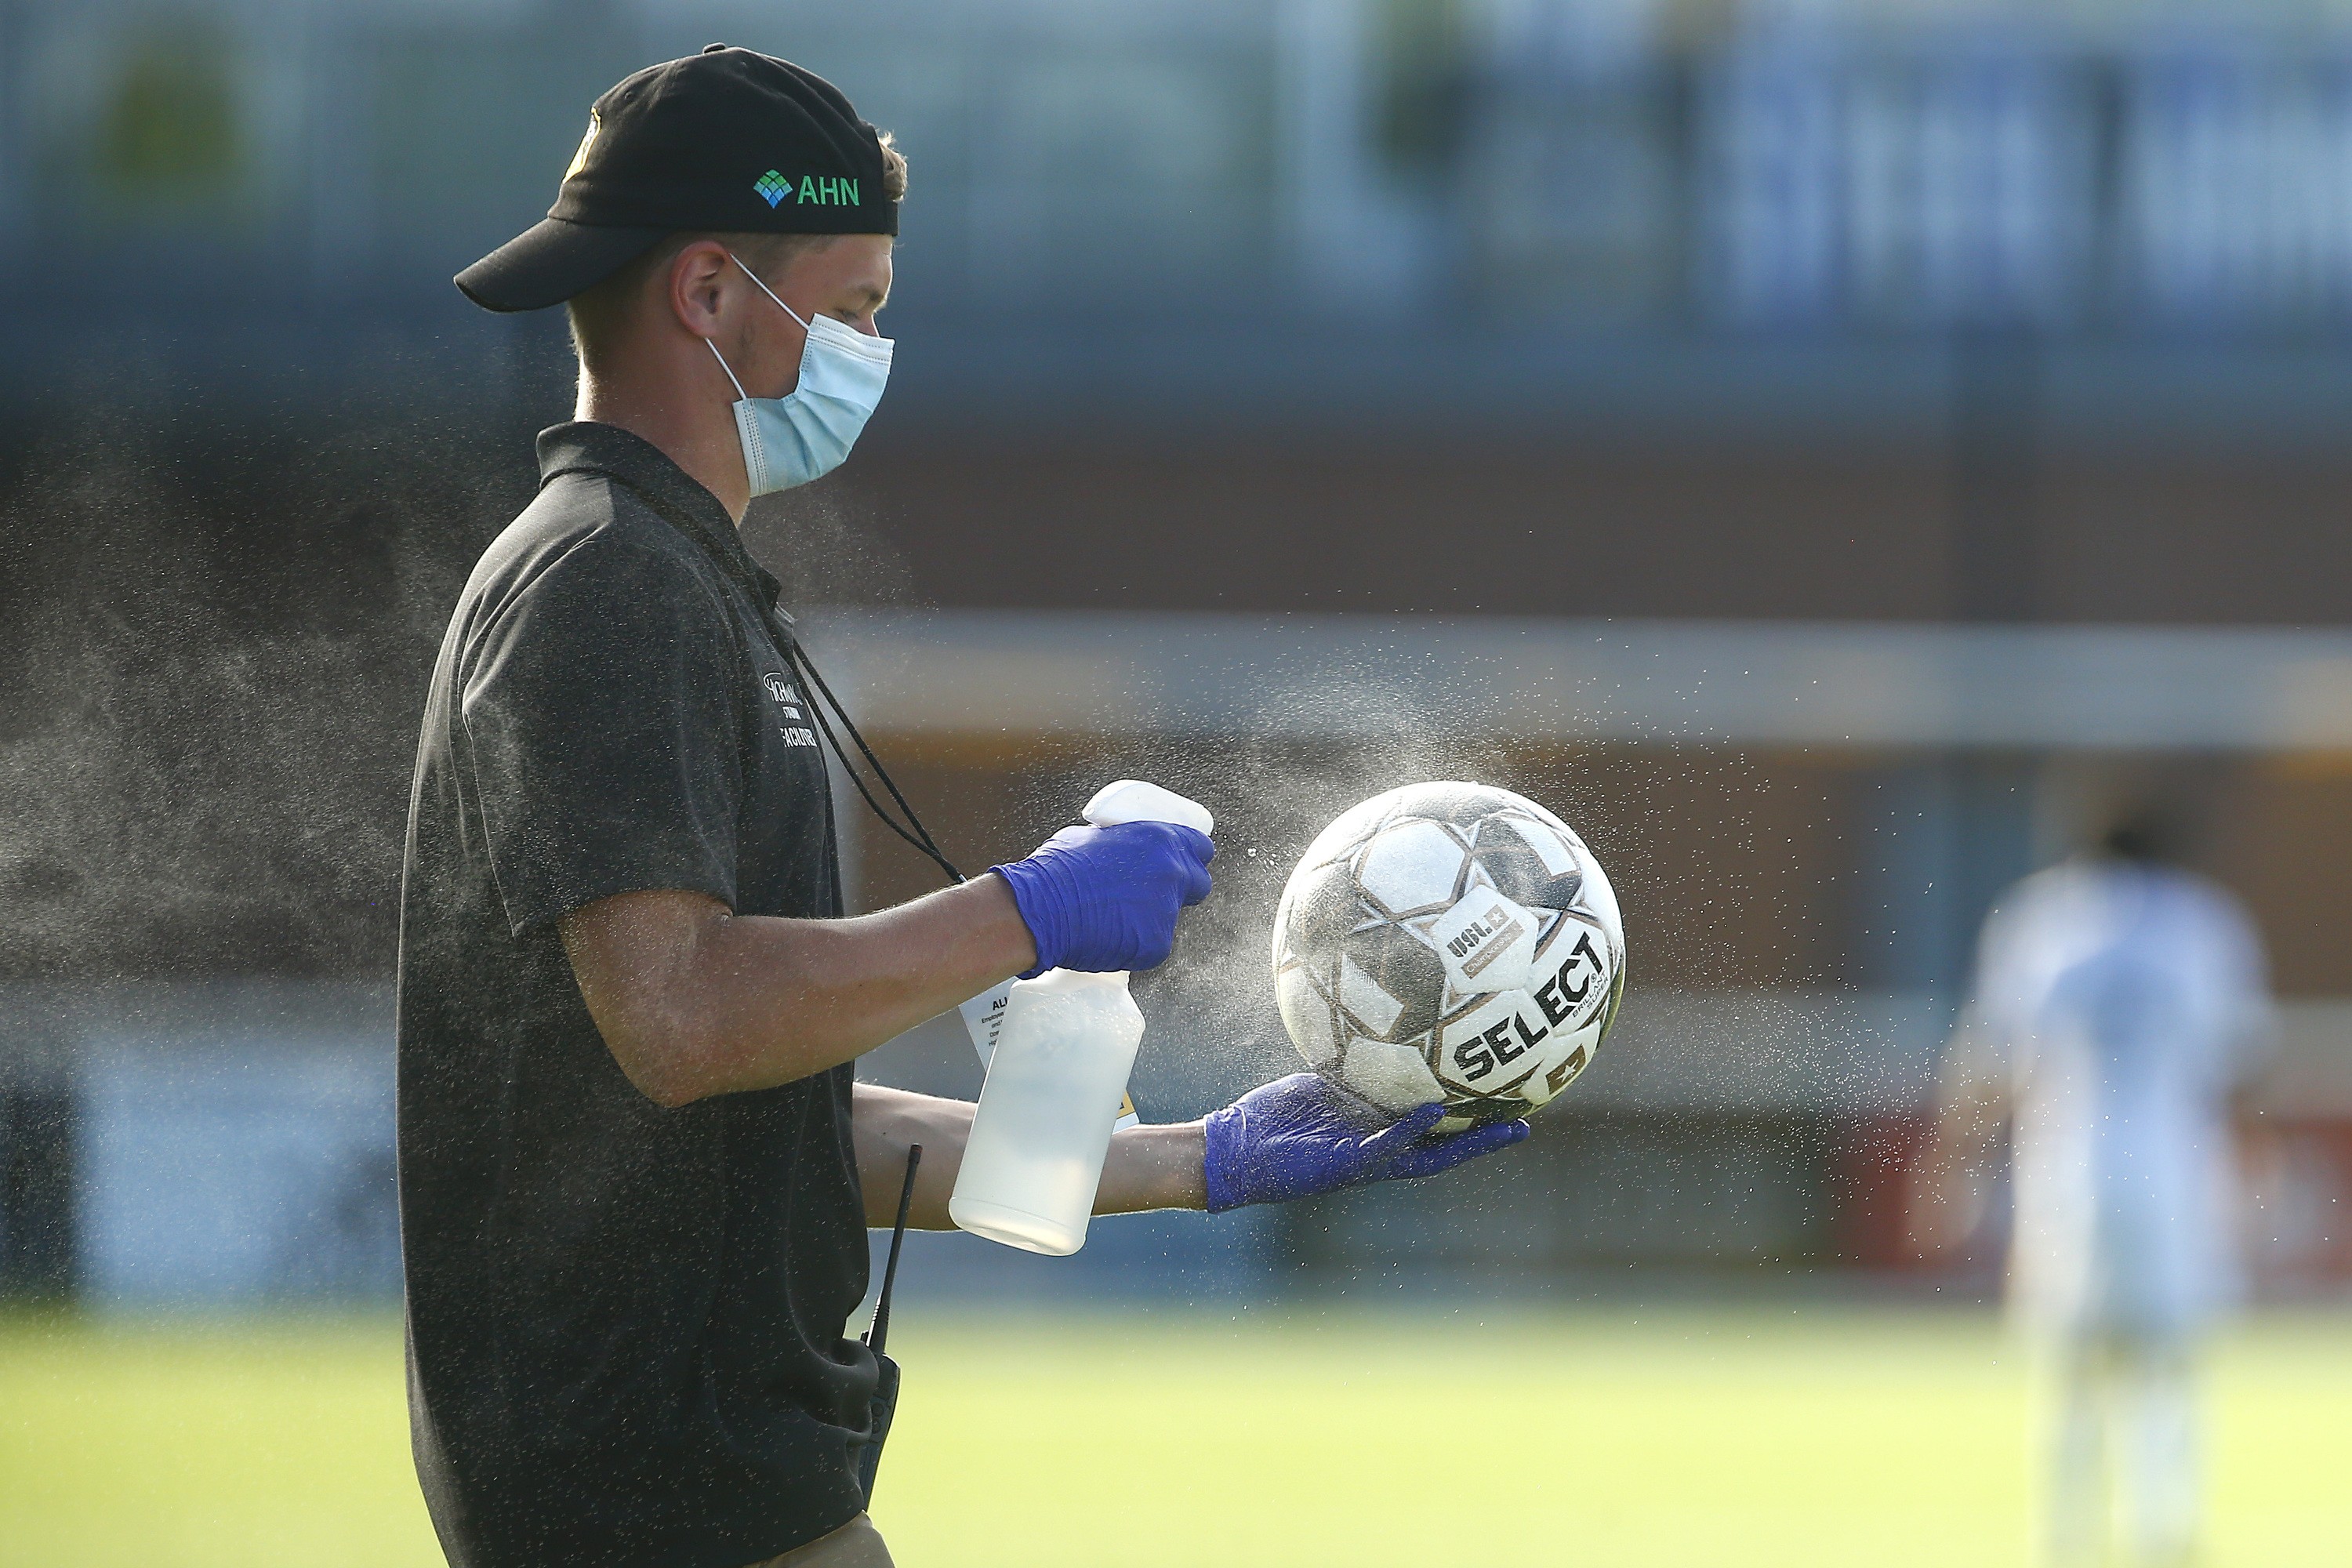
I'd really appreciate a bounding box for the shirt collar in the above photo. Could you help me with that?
[535,422,786,611]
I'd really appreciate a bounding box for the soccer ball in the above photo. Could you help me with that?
[1272,782,1626,1129]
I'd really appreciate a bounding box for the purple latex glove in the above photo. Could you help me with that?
[989,821,1215,978]
[1201,1073,1530,1213]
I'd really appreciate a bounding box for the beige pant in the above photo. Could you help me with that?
[747,1514,895,1567]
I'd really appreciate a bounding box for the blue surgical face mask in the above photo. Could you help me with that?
[707,253,892,497]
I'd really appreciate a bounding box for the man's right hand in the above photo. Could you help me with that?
[989,821,1215,977]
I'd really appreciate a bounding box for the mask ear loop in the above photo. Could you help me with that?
[706,337,751,401]
[734,252,813,329]
[707,252,812,402]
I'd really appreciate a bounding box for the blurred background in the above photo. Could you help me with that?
[2,0,2350,1563]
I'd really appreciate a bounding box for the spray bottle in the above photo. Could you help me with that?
[947,780,1214,1255]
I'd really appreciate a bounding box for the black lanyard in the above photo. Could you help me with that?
[768,611,966,888]
[602,466,967,888]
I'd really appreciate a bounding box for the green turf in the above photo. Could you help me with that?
[2,1307,2346,1566]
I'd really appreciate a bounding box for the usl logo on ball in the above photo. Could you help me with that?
[1272,782,1627,1130]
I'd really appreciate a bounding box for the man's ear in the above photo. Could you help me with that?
[666,241,735,340]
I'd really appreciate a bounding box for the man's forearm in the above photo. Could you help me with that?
[853,1083,1205,1229]
[564,877,1035,1106]
[851,1083,974,1228]
[1097,1121,1208,1214]
[567,815,1216,1110]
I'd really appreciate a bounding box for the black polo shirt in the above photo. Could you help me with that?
[397,422,873,1568]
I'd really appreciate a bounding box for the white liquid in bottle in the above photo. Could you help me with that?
[949,968,1145,1255]
[947,779,1212,1256]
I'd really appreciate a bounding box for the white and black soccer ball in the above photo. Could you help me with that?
[1272,782,1626,1130]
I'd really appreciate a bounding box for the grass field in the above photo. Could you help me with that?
[2,1306,2347,1566]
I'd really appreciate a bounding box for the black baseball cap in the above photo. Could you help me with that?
[456,45,898,313]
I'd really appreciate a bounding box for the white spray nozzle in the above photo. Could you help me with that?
[1081,779,1214,835]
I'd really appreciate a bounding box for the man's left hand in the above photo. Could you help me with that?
[1200,1073,1529,1213]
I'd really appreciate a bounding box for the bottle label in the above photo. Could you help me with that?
[958,983,1014,1066]
[960,980,1142,1130]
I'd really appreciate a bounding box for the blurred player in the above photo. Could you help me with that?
[1911,808,2272,1567]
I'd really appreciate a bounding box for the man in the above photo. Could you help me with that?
[399,46,1528,1568]
[1911,809,2273,1568]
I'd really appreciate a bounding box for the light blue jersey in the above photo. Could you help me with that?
[1967,860,2271,1339]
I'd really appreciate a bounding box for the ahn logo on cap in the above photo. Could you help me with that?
[753,169,860,209]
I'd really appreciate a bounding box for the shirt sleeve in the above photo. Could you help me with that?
[459,535,745,936]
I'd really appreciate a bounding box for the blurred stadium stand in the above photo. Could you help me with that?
[5,0,2352,1304]
[22,2,2352,385]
